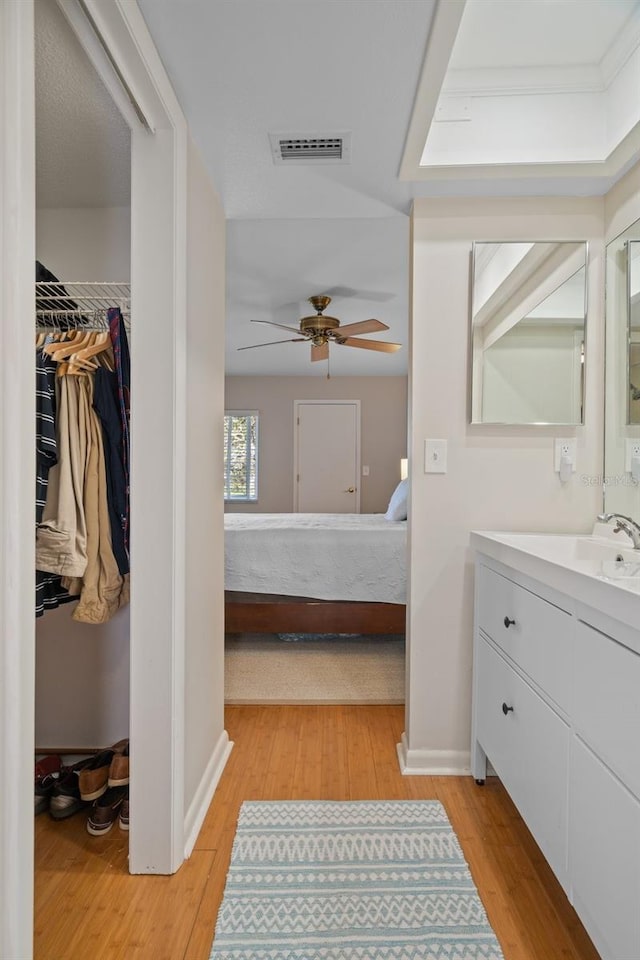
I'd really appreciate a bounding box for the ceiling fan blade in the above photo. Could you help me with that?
[335,318,389,336]
[323,285,396,303]
[340,337,402,353]
[238,338,306,351]
[311,341,329,362]
[251,319,303,335]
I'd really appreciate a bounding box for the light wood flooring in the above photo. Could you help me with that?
[35,706,600,959]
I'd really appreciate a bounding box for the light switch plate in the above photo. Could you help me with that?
[425,439,447,474]
[362,465,370,476]
[554,438,576,472]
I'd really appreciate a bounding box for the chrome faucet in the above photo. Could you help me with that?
[597,513,640,550]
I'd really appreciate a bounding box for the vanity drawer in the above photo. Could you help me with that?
[477,564,573,713]
[573,620,640,799]
[475,634,569,889]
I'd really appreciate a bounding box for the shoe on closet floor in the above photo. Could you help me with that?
[118,798,130,831]
[34,754,61,816]
[49,758,93,820]
[86,786,128,837]
[77,737,127,801]
[108,739,129,787]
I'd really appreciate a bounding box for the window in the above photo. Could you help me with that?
[224,411,258,502]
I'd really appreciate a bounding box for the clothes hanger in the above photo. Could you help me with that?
[71,330,112,366]
[46,328,96,361]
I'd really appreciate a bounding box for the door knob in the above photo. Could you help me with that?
[344,487,355,493]
[503,616,516,628]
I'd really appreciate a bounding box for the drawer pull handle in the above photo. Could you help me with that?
[502,702,514,716]
[503,616,516,628]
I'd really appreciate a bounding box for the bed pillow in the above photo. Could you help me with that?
[385,478,408,521]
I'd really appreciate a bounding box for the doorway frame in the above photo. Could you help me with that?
[293,399,362,513]
[1,1,191,953]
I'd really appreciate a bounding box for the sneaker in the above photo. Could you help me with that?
[34,755,61,816]
[49,758,93,820]
[86,786,128,837]
[118,798,130,831]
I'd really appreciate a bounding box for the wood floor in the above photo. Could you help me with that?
[34,705,600,959]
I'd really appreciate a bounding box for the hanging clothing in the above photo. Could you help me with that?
[62,375,127,623]
[108,307,130,563]
[36,372,90,579]
[35,286,131,624]
[35,347,78,617]
[93,367,129,576]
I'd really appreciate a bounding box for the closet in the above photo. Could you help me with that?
[2,2,227,951]
[34,0,131,801]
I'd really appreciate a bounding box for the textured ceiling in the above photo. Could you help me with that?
[135,0,434,375]
[137,0,436,222]
[38,0,637,376]
[35,0,130,209]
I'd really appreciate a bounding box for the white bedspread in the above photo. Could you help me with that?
[224,513,406,604]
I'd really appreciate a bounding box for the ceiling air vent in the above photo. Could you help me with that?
[269,132,352,165]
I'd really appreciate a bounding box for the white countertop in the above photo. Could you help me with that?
[470,529,640,634]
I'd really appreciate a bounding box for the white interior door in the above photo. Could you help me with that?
[294,400,360,512]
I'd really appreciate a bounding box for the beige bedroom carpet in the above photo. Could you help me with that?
[225,634,405,704]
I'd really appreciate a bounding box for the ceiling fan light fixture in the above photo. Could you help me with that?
[239,290,402,363]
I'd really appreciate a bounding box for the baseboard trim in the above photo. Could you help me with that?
[183,730,234,858]
[396,732,470,776]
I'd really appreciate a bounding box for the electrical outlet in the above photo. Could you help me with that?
[554,438,576,472]
[625,439,640,472]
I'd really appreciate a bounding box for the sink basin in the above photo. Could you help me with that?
[478,532,640,579]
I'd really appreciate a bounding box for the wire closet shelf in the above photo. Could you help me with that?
[36,281,131,330]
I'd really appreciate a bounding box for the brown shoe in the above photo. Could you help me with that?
[118,798,130,831]
[108,740,129,787]
[78,739,128,801]
[86,786,128,836]
[78,749,115,801]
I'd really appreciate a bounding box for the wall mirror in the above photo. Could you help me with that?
[469,241,588,425]
[604,223,640,520]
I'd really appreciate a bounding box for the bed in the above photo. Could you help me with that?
[224,513,407,635]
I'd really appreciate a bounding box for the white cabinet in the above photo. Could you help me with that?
[473,557,640,960]
[475,635,570,888]
[570,738,640,960]
[476,564,573,713]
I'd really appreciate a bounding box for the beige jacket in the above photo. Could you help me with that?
[36,374,89,578]
[61,375,127,624]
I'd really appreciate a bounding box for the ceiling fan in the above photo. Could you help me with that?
[238,295,402,363]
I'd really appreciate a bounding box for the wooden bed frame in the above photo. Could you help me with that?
[225,591,406,635]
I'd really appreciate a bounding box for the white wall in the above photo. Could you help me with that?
[424,91,604,167]
[182,136,230,851]
[36,206,130,281]
[426,46,640,171]
[605,154,640,243]
[402,197,604,774]
[603,161,640,521]
[35,204,131,748]
[225,376,408,514]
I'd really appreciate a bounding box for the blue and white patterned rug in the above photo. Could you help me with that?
[209,800,504,959]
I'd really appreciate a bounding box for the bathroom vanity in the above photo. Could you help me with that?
[471,531,640,960]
